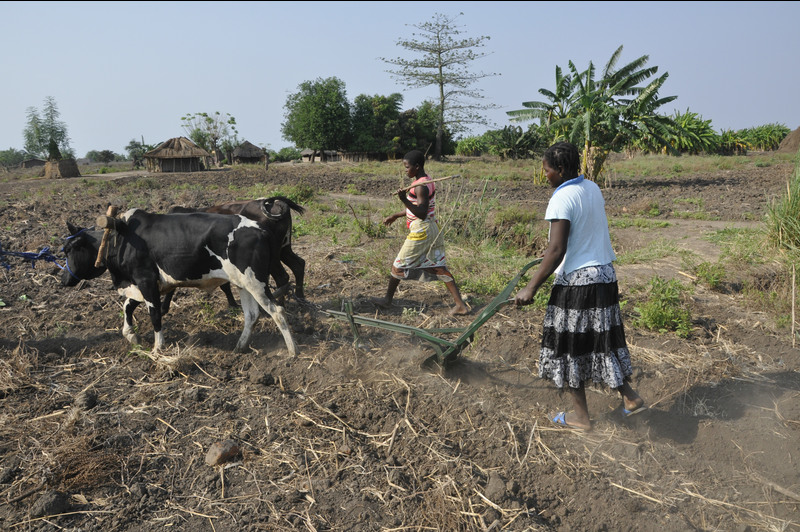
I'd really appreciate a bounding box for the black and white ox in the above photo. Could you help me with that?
[166,196,305,311]
[60,208,298,356]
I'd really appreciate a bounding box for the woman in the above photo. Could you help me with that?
[514,142,645,430]
[372,150,469,316]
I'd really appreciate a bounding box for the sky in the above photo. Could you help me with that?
[2,1,799,158]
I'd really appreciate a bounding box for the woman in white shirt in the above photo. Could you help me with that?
[514,142,646,431]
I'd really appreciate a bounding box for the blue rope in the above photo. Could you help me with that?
[0,233,83,274]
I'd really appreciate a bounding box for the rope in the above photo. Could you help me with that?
[0,242,62,271]
[0,232,85,276]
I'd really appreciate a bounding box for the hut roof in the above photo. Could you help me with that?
[144,137,210,159]
[233,141,265,158]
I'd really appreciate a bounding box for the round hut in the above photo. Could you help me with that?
[232,141,267,165]
[144,137,211,172]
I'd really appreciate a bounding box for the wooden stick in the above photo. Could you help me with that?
[94,205,118,268]
[793,263,796,348]
[401,174,460,192]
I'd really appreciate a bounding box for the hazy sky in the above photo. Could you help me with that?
[3,1,799,158]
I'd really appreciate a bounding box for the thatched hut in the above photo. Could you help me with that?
[232,141,267,165]
[778,126,800,154]
[44,159,81,179]
[144,137,210,172]
[19,158,46,169]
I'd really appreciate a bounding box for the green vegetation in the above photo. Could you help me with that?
[23,96,74,160]
[766,155,800,257]
[692,261,725,290]
[633,277,693,337]
[615,238,682,265]
[181,112,238,161]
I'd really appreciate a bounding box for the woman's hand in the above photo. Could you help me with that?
[514,285,537,306]
[383,213,403,226]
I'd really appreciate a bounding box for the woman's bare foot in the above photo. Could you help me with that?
[449,304,470,316]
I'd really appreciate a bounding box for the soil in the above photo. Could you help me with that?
[0,158,798,532]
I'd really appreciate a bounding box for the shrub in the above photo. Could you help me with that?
[693,261,725,290]
[633,277,692,337]
[273,147,302,162]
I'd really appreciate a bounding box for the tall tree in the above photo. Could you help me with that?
[180,112,238,164]
[23,96,72,160]
[508,45,677,180]
[282,77,351,162]
[382,12,499,160]
[349,93,404,154]
[507,65,575,141]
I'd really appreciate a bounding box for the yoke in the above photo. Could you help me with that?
[324,258,542,367]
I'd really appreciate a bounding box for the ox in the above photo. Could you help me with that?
[60,208,298,356]
[166,196,305,312]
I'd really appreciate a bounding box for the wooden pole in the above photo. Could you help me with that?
[94,205,118,268]
[792,263,796,347]
[401,174,461,192]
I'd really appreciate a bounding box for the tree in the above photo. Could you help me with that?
[281,77,351,162]
[85,150,118,163]
[382,12,499,160]
[397,100,455,156]
[349,93,404,154]
[0,148,27,168]
[509,45,677,180]
[507,65,576,141]
[126,138,155,169]
[23,96,72,160]
[180,112,238,164]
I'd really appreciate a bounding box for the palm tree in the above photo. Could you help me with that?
[508,45,678,180]
[507,65,575,140]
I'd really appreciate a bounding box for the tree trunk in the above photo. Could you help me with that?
[583,144,609,184]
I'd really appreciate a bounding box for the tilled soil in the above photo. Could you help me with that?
[0,158,798,531]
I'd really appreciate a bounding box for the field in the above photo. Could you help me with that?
[0,154,798,531]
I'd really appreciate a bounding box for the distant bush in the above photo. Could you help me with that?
[273,147,302,163]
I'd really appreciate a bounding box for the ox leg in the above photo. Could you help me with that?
[219,283,239,308]
[247,288,298,357]
[235,289,262,353]
[270,259,291,300]
[160,289,176,315]
[139,285,165,353]
[122,299,141,345]
[281,247,306,299]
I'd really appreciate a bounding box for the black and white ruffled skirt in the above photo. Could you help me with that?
[538,263,633,389]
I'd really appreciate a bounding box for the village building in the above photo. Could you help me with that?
[232,141,267,165]
[144,137,210,172]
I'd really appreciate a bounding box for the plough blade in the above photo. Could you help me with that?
[324,257,543,367]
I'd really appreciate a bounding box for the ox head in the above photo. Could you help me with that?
[61,221,107,286]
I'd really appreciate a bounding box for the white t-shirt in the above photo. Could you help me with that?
[544,176,616,275]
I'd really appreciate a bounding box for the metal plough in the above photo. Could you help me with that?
[324,258,543,367]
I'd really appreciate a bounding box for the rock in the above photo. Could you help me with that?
[484,472,506,500]
[30,490,70,518]
[205,439,240,466]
